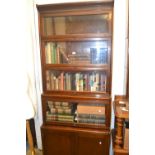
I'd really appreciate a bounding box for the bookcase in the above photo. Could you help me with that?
[37,1,113,155]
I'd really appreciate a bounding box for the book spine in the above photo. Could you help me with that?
[50,108,72,115]
[77,105,105,115]
[50,43,54,64]
[56,46,60,64]
[60,72,64,90]
[75,73,80,91]
[77,113,105,119]
[46,43,52,64]
[46,71,51,90]
[77,117,105,124]
[46,113,74,122]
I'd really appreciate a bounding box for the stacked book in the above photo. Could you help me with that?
[46,101,75,122]
[68,54,90,64]
[76,103,106,125]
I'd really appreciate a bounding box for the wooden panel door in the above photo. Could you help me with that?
[41,126,75,155]
[76,131,110,155]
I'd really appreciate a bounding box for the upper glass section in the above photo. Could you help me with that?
[43,14,110,35]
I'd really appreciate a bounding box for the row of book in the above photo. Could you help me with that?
[45,42,68,64]
[45,42,108,64]
[46,101,76,122]
[68,54,90,64]
[46,71,107,92]
[46,101,106,125]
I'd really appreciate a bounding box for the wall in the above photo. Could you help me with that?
[33,0,128,153]
[0,0,39,154]
[129,0,155,154]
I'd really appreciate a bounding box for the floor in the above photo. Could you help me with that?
[26,148,43,155]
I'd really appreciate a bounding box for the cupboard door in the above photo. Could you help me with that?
[77,132,110,155]
[42,127,74,155]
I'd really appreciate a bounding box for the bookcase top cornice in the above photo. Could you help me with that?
[37,0,114,12]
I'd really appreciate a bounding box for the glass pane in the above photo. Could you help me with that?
[46,101,106,125]
[76,103,105,125]
[43,14,110,35]
[46,101,76,123]
[46,71,107,92]
[45,41,109,64]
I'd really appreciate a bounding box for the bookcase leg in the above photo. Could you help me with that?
[115,117,124,149]
[26,120,35,155]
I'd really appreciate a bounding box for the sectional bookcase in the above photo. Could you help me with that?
[37,1,113,155]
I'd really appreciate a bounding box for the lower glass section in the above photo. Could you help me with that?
[46,101,106,125]
[46,71,107,92]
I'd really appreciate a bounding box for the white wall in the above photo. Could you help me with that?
[0,0,39,154]
[130,0,155,154]
[34,0,128,153]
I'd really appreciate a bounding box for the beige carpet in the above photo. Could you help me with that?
[26,148,43,155]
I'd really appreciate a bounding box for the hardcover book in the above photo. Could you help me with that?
[90,47,108,64]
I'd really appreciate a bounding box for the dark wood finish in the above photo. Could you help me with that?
[38,1,113,155]
[77,132,110,155]
[41,126,75,155]
[37,1,114,12]
[113,95,129,155]
[41,125,110,155]
[115,117,124,148]
[42,34,112,41]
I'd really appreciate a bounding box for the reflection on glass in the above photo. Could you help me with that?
[44,14,110,35]
[45,41,109,64]
[46,101,106,125]
[46,71,107,92]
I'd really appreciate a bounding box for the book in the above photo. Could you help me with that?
[99,48,108,64]
[50,43,55,64]
[59,48,69,63]
[50,108,72,115]
[56,46,60,64]
[77,104,105,115]
[46,71,51,90]
[46,113,74,119]
[46,112,74,122]
[77,113,105,119]
[77,117,105,124]
[48,101,72,108]
[90,48,108,64]
[68,54,90,64]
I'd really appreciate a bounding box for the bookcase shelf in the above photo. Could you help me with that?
[37,1,113,155]
[41,34,112,41]
[45,64,109,70]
